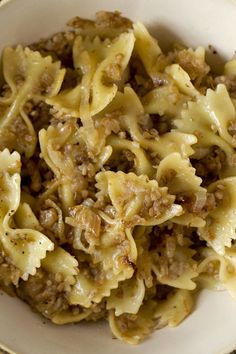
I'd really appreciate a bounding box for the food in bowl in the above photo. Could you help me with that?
[0,10,236,345]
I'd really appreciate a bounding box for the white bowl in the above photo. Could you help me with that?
[1,0,236,353]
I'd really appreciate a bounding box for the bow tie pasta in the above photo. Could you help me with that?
[95,171,182,226]
[1,10,236,345]
[0,46,65,157]
[0,149,54,281]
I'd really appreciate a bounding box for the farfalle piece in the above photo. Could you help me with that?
[107,274,145,316]
[39,121,85,209]
[99,87,197,159]
[95,171,182,227]
[69,227,137,307]
[198,246,236,299]
[165,64,199,98]
[201,84,236,147]
[1,46,65,157]
[152,246,198,290]
[155,289,194,327]
[133,22,165,81]
[157,152,207,227]
[90,31,135,115]
[198,177,236,255]
[41,246,78,285]
[47,31,135,119]
[66,205,101,254]
[142,82,189,117]
[175,85,236,174]
[0,149,54,280]
[108,299,157,345]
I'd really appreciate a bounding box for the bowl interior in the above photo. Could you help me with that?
[1,0,236,353]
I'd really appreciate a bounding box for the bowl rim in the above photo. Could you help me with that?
[0,3,19,352]
[0,1,236,354]
[0,0,11,9]
[0,342,17,354]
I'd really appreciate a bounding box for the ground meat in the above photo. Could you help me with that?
[228,120,236,141]
[28,101,52,132]
[24,159,42,193]
[122,149,135,162]
[106,150,135,173]
[68,11,132,31]
[40,208,58,229]
[94,11,132,29]
[191,146,226,186]
[0,84,11,99]
[0,113,35,155]
[0,251,20,294]
[175,49,210,86]
[143,191,173,220]
[103,54,124,85]
[150,225,196,279]
[129,55,154,96]
[17,269,71,319]
[84,301,107,322]
[151,115,172,135]
[49,107,74,125]
[30,31,76,67]
[38,157,54,185]
[38,198,66,244]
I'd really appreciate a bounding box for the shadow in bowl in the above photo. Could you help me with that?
[148,21,227,73]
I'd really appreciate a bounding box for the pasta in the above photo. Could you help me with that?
[1,10,236,344]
